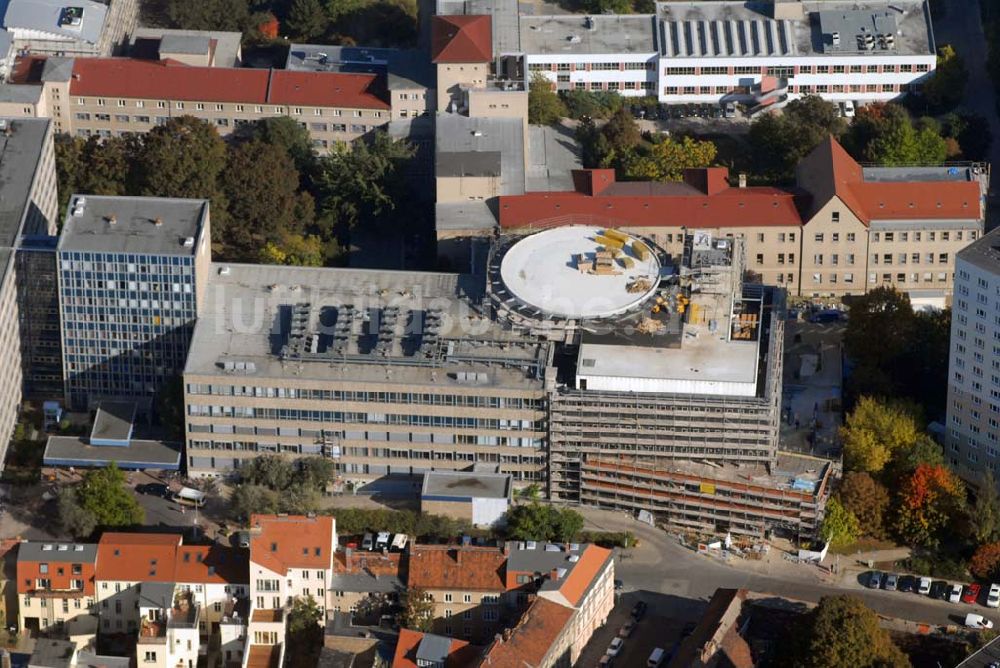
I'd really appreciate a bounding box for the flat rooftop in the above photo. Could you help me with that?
[435,115,524,196]
[958,227,1000,276]
[2,0,107,45]
[185,263,547,391]
[520,15,657,55]
[863,165,981,183]
[285,43,433,90]
[130,28,242,67]
[58,195,207,256]
[43,436,182,470]
[421,470,511,500]
[498,226,661,320]
[28,638,76,668]
[656,1,933,58]
[526,125,582,193]
[0,118,50,250]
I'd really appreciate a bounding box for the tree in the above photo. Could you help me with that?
[922,45,968,113]
[221,139,308,260]
[625,135,717,181]
[844,103,947,166]
[401,586,434,632]
[166,0,252,33]
[239,455,295,490]
[559,90,623,120]
[894,463,965,547]
[788,595,910,668]
[554,508,585,542]
[820,498,860,548]
[285,0,328,41]
[258,232,324,266]
[135,116,228,220]
[576,118,612,169]
[297,457,336,491]
[229,483,280,521]
[838,472,890,537]
[75,463,145,528]
[58,487,97,538]
[246,116,317,176]
[601,107,641,155]
[748,95,846,181]
[840,397,921,474]
[54,134,83,213]
[528,73,567,126]
[971,542,1000,580]
[314,133,415,230]
[942,111,993,161]
[970,473,1000,545]
[506,502,584,542]
[285,596,324,668]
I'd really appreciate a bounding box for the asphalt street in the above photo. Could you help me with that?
[587,509,985,629]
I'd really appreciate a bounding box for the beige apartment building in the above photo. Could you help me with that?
[6,56,393,151]
[496,138,986,306]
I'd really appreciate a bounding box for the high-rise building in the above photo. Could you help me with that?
[0,117,58,458]
[946,227,1000,486]
[57,195,211,410]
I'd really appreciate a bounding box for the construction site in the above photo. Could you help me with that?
[488,227,835,540]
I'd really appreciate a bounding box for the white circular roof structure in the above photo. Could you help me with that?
[498,226,661,320]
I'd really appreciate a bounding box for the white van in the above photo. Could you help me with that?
[174,487,206,508]
[361,533,374,551]
[647,648,665,667]
[390,534,408,552]
[375,531,391,550]
[966,613,995,629]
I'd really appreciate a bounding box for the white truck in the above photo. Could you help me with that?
[174,487,206,508]
[966,613,994,629]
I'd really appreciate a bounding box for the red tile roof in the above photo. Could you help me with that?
[95,534,248,585]
[68,58,389,109]
[476,598,574,668]
[246,644,281,668]
[798,137,982,224]
[392,629,476,668]
[431,15,492,63]
[17,544,96,596]
[96,533,181,583]
[557,545,612,606]
[408,545,506,591]
[499,168,803,230]
[249,514,335,575]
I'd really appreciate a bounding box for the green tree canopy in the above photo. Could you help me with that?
[286,0,328,40]
[843,103,947,166]
[820,498,860,548]
[506,502,585,542]
[837,472,890,538]
[286,595,324,667]
[401,586,434,631]
[791,596,911,668]
[970,473,1000,545]
[228,483,280,521]
[246,116,317,176]
[921,45,968,113]
[625,135,717,181]
[528,73,567,125]
[841,397,922,474]
[748,95,846,181]
[559,90,623,120]
[60,463,145,533]
[601,107,642,155]
[165,0,252,33]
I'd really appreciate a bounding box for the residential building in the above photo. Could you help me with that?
[17,541,97,642]
[421,470,512,527]
[329,549,404,615]
[407,544,507,643]
[57,195,211,409]
[135,583,200,668]
[668,589,753,668]
[945,227,1000,486]
[1,0,138,57]
[0,118,58,461]
[391,630,476,668]
[475,598,575,668]
[182,264,549,481]
[248,514,336,613]
[494,137,985,306]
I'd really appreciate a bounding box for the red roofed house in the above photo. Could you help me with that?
[392,628,478,668]
[10,56,391,153]
[18,541,98,644]
[432,15,492,112]
[490,136,985,304]
[247,514,337,668]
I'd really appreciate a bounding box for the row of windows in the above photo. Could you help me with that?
[660,63,930,76]
[531,61,654,72]
[185,384,543,409]
[872,253,949,265]
[76,97,379,117]
[187,407,542,430]
[872,230,975,243]
[562,80,655,92]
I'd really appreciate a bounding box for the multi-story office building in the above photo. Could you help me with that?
[493,137,985,306]
[182,264,549,481]
[524,1,937,106]
[57,195,211,409]
[1,0,139,57]
[16,235,62,397]
[946,228,1000,486]
[4,56,393,151]
[0,117,58,458]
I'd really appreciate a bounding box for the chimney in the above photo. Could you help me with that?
[453,548,462,564]
[550,568,559,581]
[738,173,747,188]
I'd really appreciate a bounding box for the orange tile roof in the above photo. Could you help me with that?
[334,550,401,577]
[68,58,389,109]
[557,545,612,606]
[477,598,574,668]
[431,15,492,63]
[251,609,282,623]
[246,644,281,668]
[407,545,506,592]
[96,533,180,583]
[391,629,477,668]
[174,544,248,585]
[249,514,335,575]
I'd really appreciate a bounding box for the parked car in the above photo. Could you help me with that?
[618,622,636,638]
[987,583,1000,608]
[930,580,950,600]
[598,655,614,668]
[724,102,737,118]
[843,100,856,118]
[884,573,898,591]
[136,483,168,497]
[898,575,916,593]
[964,583,982,604]
[647,648,666,668]
[966,613,995,629]
[950,583,965,603]
[631,601,648,620]
[918,577,932,595]
[232,531,250,549]
[361,533,374,551]
[867,571,883,589]
[375,531,391,550]
[607,638,625,657]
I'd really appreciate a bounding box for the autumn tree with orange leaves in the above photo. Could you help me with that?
[894,463,965,547]
[970,542,1000,581]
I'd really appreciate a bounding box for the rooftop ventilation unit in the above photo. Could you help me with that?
[182,237,195,247]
